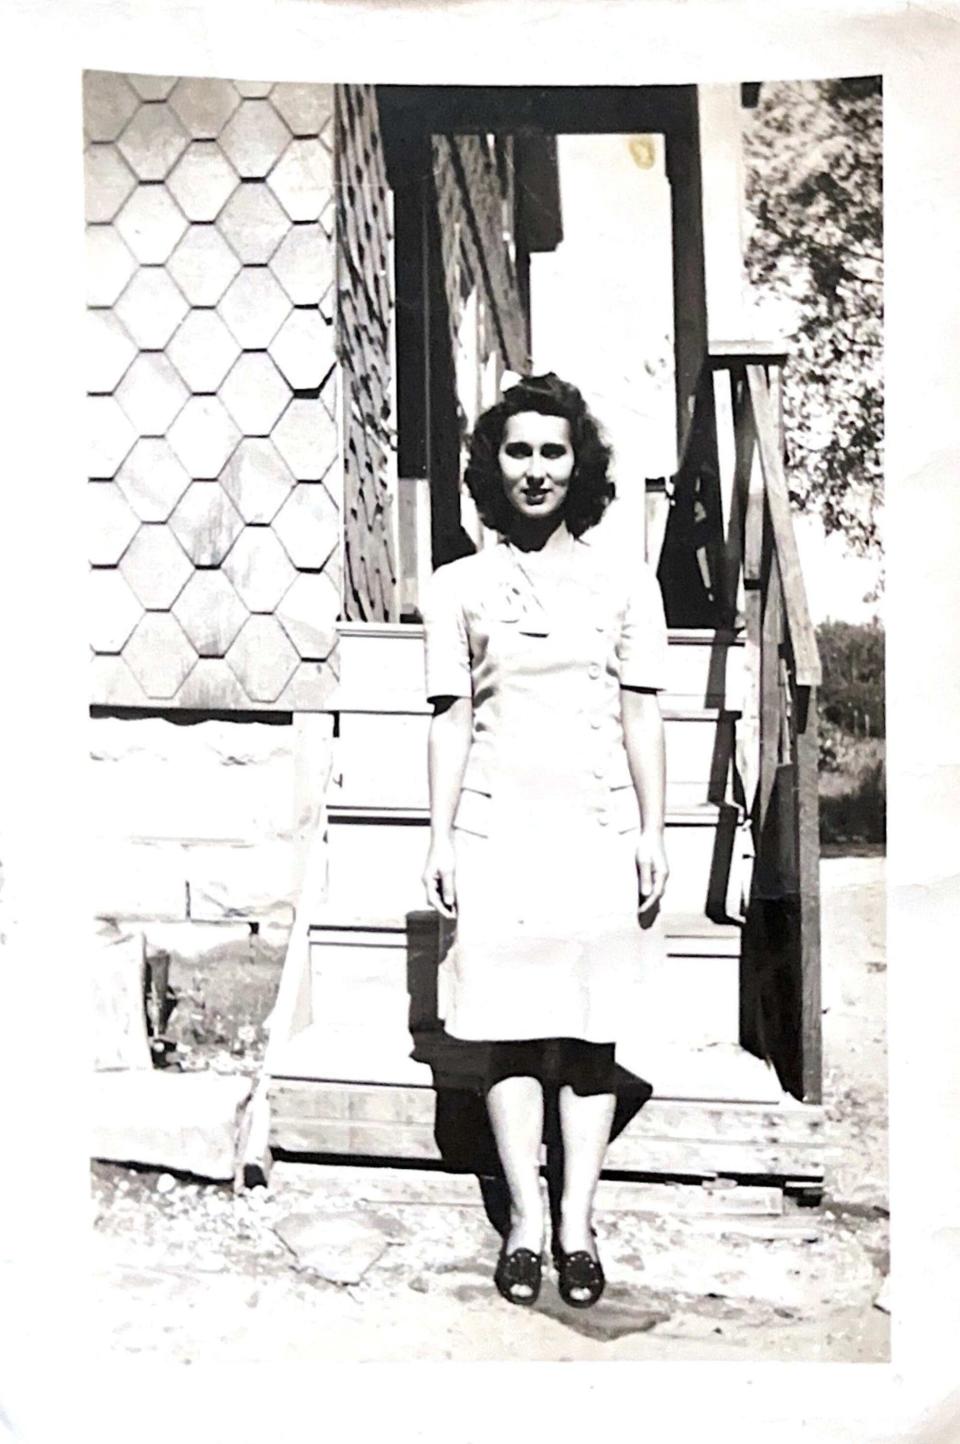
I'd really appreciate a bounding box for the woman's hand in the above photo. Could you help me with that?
[423,834,457,919]
[636,830,669,914]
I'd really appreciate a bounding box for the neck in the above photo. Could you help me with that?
[507,515,571,554]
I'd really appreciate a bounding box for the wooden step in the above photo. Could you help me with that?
[267,1072,823,1184]
[303,922,741,1056]
[330,707,737,815]
[333,622,744,713]
[324,805,737,920]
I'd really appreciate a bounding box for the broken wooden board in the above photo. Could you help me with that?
[91,1070,253,1180]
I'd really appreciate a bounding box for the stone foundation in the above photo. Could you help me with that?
[90,712,334,971]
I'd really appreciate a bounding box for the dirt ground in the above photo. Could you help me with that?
[88,854,889,1363]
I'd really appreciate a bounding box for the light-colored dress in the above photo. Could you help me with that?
[422,529,669,1045]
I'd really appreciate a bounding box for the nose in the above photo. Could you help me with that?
[526,451,546,482]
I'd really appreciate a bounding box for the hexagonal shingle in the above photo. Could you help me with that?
[84,71,139,142]
[233,80,273,99]
[115,437,191,521]
[113,267,189,348]
[220,354,290,436]
[114,184,188,262]
[274,659,338,711]
[219,100,290,179]
[166,224,241,305]
[123,612,197,699]
[273,482,339,570]
[170,77,240,139]
[116,353,188,434]
[166,142,239,221]
[167,396,241,478]
[220,438,295,524]
[88,481,139,562]
[84,145,137,222]
[269,308,335,390]
[271,398,338,481]
[89,566,143,653]
[175,657,251,709]
[217,267,291,348]
[222,528,296,612]
[117,103,189,180]
[86,309,136,394]
[269,222,335,306]
[167,309,241,393]
[127,75,178,102]
[270,83,333,139]
[172,570,248,656]
[267,137,334,221]
[87,396,137,478]
[276,570,339,660]
[216,183,289,264]
[226,615,299,703]
[86,225,138,306]
[91,653,150,707]
[169,481,244,565]
[119,524,193,608]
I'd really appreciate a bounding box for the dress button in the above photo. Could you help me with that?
[595,621,605,632]
[598,815,609,827]
[589,717,602,730]
[593,766,605,779]
[588,663,601,679]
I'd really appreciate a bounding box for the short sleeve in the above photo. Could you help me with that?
[421,562,472,703]
[617,561,669,691]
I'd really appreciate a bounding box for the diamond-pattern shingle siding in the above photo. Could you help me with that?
[85,72,341,709]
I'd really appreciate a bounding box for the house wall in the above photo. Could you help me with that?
[337,85,399,621]
[84,72,342,713]
[84,72,343,959]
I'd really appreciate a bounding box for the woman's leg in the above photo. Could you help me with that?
[557,1085,616,1283]
[486,1074,546,1274]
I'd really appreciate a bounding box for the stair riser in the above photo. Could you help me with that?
[331,712,734,813]
[325,818,728,932]
[335,626,743,712]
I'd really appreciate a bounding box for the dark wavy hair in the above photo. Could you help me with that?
[463,372,615,538]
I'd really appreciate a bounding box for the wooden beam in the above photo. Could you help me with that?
[757,548,783,837]
[793,686,823,1103]
[746,367,821,687]
[376,84,696,139]
[666,91,710,461]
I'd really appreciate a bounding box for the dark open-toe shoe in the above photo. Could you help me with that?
[494,1245,543,1306]
[553,1243,605,1309]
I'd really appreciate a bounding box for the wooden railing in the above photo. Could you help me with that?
[683,344,823,1102]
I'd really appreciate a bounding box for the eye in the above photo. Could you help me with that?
[503,442,532,458]
[541,444,569,459]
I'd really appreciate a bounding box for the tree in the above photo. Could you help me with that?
[743,77,883,557]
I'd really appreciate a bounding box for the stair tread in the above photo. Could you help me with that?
[269,1023,786,1105]
[307,909,741,939]
[327,802,730,822]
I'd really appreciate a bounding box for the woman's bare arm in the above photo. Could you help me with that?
[422,695,472,918]
[621,686,669,913]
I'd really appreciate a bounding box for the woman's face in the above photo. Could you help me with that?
[498,411,575,523]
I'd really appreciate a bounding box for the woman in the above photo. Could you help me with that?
[421,373,669,1308]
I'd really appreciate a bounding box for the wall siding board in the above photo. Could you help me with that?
[336,84,398,622]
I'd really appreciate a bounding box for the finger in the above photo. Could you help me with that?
[439,868,457,916]
[638,858,654,899]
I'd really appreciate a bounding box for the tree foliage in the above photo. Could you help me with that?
[743,77,883,556]
[816,617,885,737]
